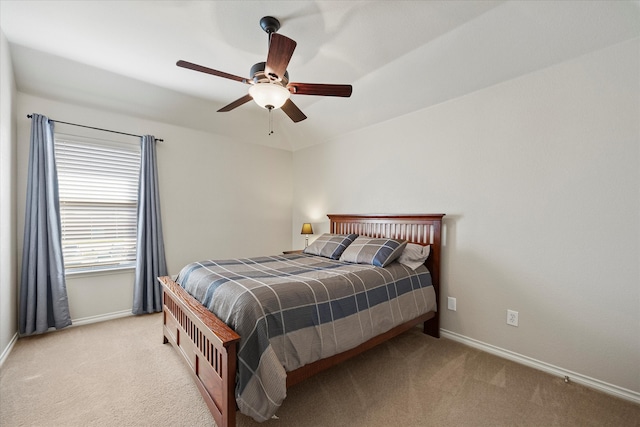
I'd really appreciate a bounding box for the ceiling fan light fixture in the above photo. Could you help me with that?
[249,83,290,110]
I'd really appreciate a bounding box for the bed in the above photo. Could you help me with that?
[158,213,444,426]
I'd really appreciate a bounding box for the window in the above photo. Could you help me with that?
[54,134,141,274]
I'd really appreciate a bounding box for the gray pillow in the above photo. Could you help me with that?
[397,243,431,270]
[303,233,358,260]
[339,237,407,267]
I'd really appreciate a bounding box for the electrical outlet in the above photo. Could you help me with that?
[448,297,456,311]
[507,309,519,327]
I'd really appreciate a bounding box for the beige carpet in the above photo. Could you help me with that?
[1,314,638,426]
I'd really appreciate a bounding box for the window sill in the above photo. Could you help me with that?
[65,265,135,278]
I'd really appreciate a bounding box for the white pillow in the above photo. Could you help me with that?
[397,243,430,270]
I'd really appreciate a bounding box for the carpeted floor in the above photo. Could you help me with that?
[1,313,638,426]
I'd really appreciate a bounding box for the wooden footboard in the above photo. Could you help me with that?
[159,276,240,427]
[159,213,444,426]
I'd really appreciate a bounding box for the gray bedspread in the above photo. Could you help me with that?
[175,253,436,422]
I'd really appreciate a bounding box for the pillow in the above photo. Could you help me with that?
[339,237,407,267]
[303,233,358,260]
[397,243,431,270]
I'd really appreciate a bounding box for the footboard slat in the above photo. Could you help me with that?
[159,276,240,427]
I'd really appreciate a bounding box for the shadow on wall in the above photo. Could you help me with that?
[440,214,459,329]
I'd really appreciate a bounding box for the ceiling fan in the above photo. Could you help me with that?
[177,16,352,125]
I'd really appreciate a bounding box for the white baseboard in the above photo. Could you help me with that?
[0,332,18,368]
[71,309,133,327]
[440,329,640,405]
[0,310,134,368]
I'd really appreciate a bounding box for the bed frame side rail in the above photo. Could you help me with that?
[159,276,240,427]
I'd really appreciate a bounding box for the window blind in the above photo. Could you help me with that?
[54,134,141,273]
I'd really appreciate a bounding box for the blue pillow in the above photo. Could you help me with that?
[339,237,407,267]
[303,233,358,260]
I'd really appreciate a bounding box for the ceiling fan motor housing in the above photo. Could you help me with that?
[250,62,289,85]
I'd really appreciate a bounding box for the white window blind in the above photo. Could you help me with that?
[54,134,141,273]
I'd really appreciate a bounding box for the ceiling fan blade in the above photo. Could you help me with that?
[265,33,297,81]
[177,60,248,84]
[281,99,307,123]
[218,94,253,112]
[288,83,353,97]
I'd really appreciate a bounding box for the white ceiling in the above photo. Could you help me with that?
[1,1,638,151]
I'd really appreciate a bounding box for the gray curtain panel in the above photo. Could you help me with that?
[132,135,167,314]
[19,113,72,335]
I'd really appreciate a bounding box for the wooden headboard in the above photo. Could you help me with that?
[327,213,445,319]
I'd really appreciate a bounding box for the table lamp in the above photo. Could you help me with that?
[300,223,313,248]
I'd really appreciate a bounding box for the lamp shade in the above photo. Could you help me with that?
[300,223,313,235]
[249,83,291,109]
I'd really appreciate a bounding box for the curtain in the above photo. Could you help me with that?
[19,113,72,335]
[132,135,167,314]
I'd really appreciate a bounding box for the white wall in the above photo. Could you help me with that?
[292,39,640,396]
[16,93,293,323]
[0,30,18,363]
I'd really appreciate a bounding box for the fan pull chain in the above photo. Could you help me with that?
[268,106,274,135]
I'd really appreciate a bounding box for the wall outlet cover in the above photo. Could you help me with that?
[507,309,519,326]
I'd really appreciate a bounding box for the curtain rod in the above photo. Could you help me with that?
[26,115,164,142]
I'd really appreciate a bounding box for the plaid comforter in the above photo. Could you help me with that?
[176,253,436,422]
